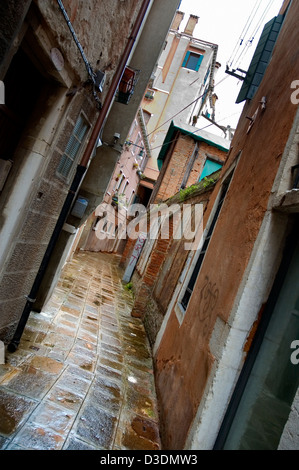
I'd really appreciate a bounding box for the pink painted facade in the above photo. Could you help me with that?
[80,108,151,253]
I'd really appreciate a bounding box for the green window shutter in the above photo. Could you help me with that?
[182,51,190,68]
[57,115,89,179]
[182,52,204,71]
[195,54,204,72]
[200,159,223,181]
[236,15,284,104]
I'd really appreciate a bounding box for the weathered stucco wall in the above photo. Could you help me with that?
[153,0,299,449]
[36,0,143,99]
[0,0,147,340]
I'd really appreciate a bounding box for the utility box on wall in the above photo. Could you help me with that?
[71,196,89,218]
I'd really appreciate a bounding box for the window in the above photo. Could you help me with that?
[123,180,129,196]
[216,223,299,450]
[128,120,137,139]
[133,133,142,157]
[180,171,233,311]
[199,158,223,181]
[57,114,89,179]
[204,65,211,84]
[129,190,135,205]
[201,85,209,107]
[144,89,155,101]
[118,174,126,192]
[182,51,204,71]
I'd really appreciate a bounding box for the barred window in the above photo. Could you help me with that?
[57,114,89,179]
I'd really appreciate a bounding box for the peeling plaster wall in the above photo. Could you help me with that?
[36,0,143,98]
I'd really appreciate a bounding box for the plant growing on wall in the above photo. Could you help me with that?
[202,176,215,188]
[112,193,127,207]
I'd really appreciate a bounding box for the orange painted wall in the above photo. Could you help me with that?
[154,1,299,449]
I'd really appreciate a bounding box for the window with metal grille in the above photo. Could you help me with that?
[57,114,89,179]
[180,171,234,311]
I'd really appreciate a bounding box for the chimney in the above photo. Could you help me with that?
[171,11,185,31]
[184,14,199,36]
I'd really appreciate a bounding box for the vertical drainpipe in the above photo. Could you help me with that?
[8,0,152,352]
[180,142,199,189]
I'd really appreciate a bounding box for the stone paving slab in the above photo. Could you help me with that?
[0,252,161,450]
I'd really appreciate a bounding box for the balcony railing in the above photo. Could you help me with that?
[115,67,140,105]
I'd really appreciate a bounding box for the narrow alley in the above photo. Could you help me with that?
[0,252,161,451]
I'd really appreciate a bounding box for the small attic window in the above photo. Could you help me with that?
[182,51,203,71]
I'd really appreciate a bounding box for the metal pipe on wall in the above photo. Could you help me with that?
[8,0,152,352]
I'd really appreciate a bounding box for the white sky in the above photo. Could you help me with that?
[178,0,284,135]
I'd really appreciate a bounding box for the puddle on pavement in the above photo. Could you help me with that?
[29,356,64,375]
[121,425,160,451]
[76,403,117,448]
[0,390,36,436]
[47,386,83,412]
[0,252,160,450]
[0,403,17,435]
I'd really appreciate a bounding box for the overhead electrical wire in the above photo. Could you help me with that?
[146,75,229,138]
[146,0,278,157]
[228,0,276,71]
[227,0,262,68]
[233,0,276,69]
[149,111,240,153]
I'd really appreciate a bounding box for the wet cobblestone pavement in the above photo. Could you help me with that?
[0,252,161,450]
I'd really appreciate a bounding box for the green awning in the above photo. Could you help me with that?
[157,121,229,170]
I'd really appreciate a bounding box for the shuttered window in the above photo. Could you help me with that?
[236,15,284,104]
[57,114,89,179]
[199,158,223,181]
[182,51,204,71]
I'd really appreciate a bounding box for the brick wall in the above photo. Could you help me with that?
[154,135,195,202]
[131,216,175,319]
[130,184,215,343]
[153,133,227,203]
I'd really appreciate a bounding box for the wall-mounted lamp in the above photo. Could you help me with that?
[113,133,120,144]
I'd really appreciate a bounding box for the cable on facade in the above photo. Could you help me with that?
[56,0,102,107]
[227,0,263,68]
[146,75,229,139]
[229,0,276,70]
[149,110,240,153]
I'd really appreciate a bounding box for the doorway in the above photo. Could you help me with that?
[215,217,299,450]
[0,46,47,195]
